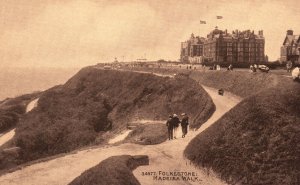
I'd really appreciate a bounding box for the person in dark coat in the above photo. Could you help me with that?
[181,113,189,138]
[166,115,174,140]
[172,114,180,139]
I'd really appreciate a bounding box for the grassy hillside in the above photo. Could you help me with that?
[124,66,280,98]
[189,70,279,98]
[11,67,214,163]
[69,155,149,185]
[0,93,40,133]
[124,124,168,145]
[185,79,300,184]
[120,67,299,184]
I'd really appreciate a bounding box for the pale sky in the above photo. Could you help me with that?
[0,0,299,68]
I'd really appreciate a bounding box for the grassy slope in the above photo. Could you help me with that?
[124,124,168,145]
[9,67,214,164]
[0,93,40,171]
[68,155,149,185]
[127,67,279,98]
[189,70,279,98]
[0,92,40,133]
[185,72,300,185]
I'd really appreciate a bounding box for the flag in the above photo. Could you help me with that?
[200,20,206,24]
[216,16,223,19]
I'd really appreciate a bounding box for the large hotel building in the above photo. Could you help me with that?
[180,27,265,64]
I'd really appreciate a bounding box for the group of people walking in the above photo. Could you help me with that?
[166,113,189,140]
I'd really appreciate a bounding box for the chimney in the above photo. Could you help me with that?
[259,30,263,36]
[287,30,293,36]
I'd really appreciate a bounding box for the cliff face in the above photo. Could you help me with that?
[13,67,214,161]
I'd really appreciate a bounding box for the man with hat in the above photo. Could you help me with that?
[166,115,174,140]
[181,113,189,138]
[172,114,180,139]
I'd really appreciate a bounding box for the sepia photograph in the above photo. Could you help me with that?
[0,0,299,184]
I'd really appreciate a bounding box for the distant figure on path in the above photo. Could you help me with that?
[250,65,254,72]
[286,61,293,73]
[166,115,173,140]
[172,114,181,139]
[253,64,258,72]
[181,113,189,138]
[218,88,224,96]
[227,64,233,71]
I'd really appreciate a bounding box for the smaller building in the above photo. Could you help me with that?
[180,33,205,63]
[280,30,300,64]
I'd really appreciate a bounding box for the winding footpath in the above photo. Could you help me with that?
[0,130,15,147]
[133,86,241,185]
[0,86,241,185]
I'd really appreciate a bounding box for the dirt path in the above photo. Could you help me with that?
[0,129,15,147]
[108,130,132,144]
[25,98,39,113]
[0,86,241,185]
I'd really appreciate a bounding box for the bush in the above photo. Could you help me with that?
[125,124,168,145]
[68,155,149,185]
[0,92,40,133]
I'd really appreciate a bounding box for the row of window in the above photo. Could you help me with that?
[204,42,264,46]
[221,43,264,46]
[219,59,265,62]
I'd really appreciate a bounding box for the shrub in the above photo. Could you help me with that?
[68,155,149,185]
[0,92,40,133]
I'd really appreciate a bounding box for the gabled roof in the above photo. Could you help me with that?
[295,35,300,44]
[283,35,300,45]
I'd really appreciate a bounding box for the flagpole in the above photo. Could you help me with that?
[216,16,223,29]
[199,20,207,36]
